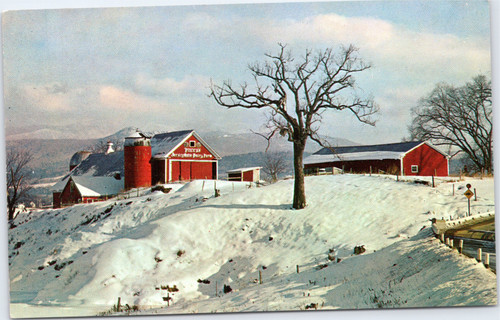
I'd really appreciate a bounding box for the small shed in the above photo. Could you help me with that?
[304,141,449,176]
[52,176,123,208]
[227,167,262,182]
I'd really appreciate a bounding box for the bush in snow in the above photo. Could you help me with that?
[354,245,366,255]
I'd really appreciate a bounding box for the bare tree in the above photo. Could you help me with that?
[409,75,492,173]
[262,152,288,183]
[6,147,34,223]
[210,44,378,209]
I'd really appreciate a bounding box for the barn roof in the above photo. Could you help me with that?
[70,176,123,197]
[151,130,194,156]
[304,141,429,165]
[313,141,423,155]
[151,130,221,160]
[70,151,124,177]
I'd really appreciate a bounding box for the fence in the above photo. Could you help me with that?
[437,233,496,272]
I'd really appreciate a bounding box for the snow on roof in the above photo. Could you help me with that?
[151,130,194,157]
[70,152,124,177]
[70,176,124,197]
[313,141,423,156]
[227,167,262,173]
[151,130,221,159]
[304,151,405,165]
[51,176,70,192]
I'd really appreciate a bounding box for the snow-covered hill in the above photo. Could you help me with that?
[8,175,496,318]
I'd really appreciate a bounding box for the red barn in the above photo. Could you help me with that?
[304,141,449,176]
[150,130,221,183]
[52,176,124,208]
[53,129,221,207]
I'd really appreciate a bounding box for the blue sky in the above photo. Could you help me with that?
[1,0,493,145]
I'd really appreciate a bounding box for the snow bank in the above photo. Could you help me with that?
[8,175,496,318]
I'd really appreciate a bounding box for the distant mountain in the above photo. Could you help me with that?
[5,127,138,180]
[5,124,134,141]
[201,131,360,156]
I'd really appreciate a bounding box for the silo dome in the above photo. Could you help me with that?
[124,131,151,147]
[69,151,91,171]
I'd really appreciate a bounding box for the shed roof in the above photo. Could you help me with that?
[70,176,124,197]
[227,167,262,173]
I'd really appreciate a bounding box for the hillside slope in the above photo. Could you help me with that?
[8,175,496,318]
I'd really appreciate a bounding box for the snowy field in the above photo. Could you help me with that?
[6,175,497,318]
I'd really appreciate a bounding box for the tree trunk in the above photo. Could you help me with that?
[292,142,306,209]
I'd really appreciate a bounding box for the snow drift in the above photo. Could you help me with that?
[8,175,496,317]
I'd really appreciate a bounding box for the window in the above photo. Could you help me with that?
[189,141,196,147]
[411,165,419,173]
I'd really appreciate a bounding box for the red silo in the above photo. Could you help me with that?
[124,131,152,190]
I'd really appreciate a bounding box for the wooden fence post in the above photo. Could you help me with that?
[452,184,455,196]
[458,239,463,253]
[296,265,300,274]
[474,188,477,201]
[477,248,482,262]
[450,239,454,249]
[445,238,450,246]
[117,297,121,312]
[484,253,490,268]
[259,270,262,284]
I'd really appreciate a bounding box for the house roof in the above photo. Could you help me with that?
[304,141,447,165]
[70,176,123,197]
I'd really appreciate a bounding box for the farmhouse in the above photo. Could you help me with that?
[304,141,449,176]
[227,167,262,182]
[52,130,220,208]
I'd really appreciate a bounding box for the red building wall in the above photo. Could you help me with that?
[402,144,448,176]
[60,180,83,206]
[53,192,62,209]
[243,170,255,182]
[124,145,152,190]
[167,135,217,182]
[304,159,401,175]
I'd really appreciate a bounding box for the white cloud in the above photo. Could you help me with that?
[98,85,168,111]
[132,74,211,96]
[19,83,74,112]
